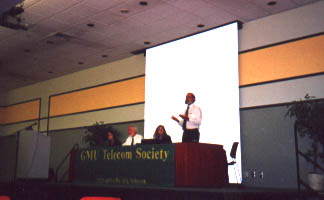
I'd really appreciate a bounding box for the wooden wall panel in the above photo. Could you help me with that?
[239,35,324,86]
[0,100,40,124]
[50,77,145,117]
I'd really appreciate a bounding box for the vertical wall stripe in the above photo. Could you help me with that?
[38,98,41,132]
[0,107,5,124]
[47,95,51,134]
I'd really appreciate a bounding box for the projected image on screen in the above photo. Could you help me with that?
[144,22,241,183]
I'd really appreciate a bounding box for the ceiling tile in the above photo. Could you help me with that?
[130,3,182,25]
[109,27,149,43]
[0,32,33,54]
[23,0,42,9]
[32,45,65,60]
[52,11,86,25]
[1,61,36,81]
[80,49,115,65]
[200,12,238,29]
[205,0,269,21]
[81,0,123,11]
[61,4,100,19]
[71,20,112,36]
[51,4,101,26]
[116,16,147,30]
[54,42,102,60]
[11,30,43,43]
[89,10,126,26]
[64,21,122,42]
[0,76,29,91]
[146,11,202,32]
[77,32,111,49]
[24,0,67,18]
[292,0,320,5]
[248,0,298,14]
[118,42,146,52]
[98,21,130,36]
[68,53,109,69]
[61,26,88,37]
[108,0,165,17]
[143,24,196,46]
[28,18,69,37]
[21,9,44,25]
[104,52,133,63]
[0,27,18,39]
[0,0,318,92]
[101,35,136,48]
[165,0,226,18]
[42,0,84,10]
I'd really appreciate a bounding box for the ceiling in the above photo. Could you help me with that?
[0,0,320,94]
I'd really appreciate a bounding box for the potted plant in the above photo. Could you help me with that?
[83,122,113,147]
[286,94,324,191]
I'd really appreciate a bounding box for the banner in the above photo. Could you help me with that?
[74,144,175,186]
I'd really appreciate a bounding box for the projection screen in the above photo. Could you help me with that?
[144,22,241,183]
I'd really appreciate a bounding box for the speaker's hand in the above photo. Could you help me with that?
[171,115,179,122]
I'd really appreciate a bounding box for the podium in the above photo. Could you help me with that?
[74,143,228,187]
[175,143,228,187]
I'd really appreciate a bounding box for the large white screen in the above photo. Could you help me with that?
[145,22,241,183]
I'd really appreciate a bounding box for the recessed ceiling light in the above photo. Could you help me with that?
[87,23,95,27]
[139,1,148,6]
[120,8,129,13]
[197,24,205,28]
[24,49,31,53]
[267,1,277,6]
[102,54,108,58]
[144,41,151,45]
[78,62,84,65]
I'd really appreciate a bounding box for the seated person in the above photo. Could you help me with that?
[123,125,143,146]
[105,130,121,146]
[153,125,172,144]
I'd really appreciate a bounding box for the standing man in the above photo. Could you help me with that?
[171,93,202,142]
[123,125,143,146]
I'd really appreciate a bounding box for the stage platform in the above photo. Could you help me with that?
[1,181,323,200]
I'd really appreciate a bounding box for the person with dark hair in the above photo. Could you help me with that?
[153,125,172,144]
[171,92,202,142]
[105,130,121,146]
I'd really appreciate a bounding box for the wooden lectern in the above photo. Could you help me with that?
[175,143,228,187]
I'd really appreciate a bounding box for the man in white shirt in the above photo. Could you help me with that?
[123,125,143,146]
[171,93,202,142]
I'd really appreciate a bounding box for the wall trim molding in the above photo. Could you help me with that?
[50,74,145,98]
[44,119,144,134]
[239,32,324,55]
[240,97,324,111]
[239,72,324,88]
